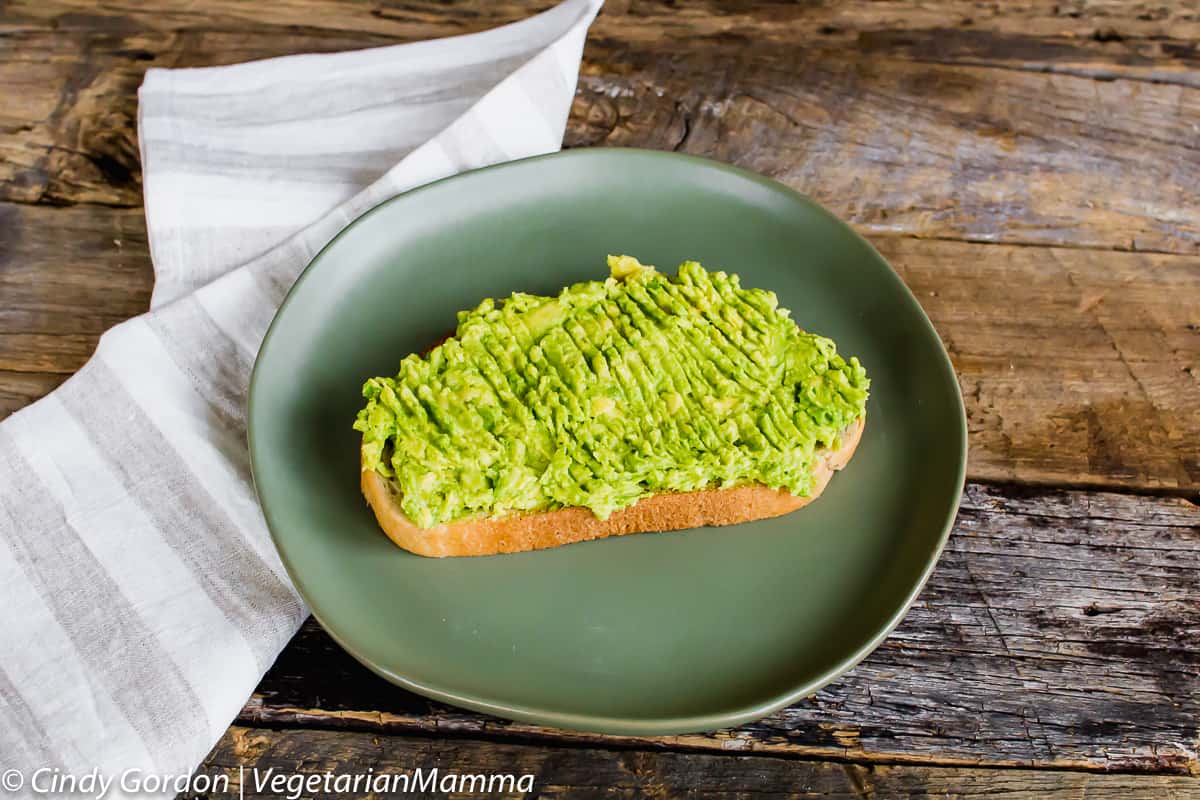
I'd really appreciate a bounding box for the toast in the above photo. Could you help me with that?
[361,416,863,557]
[354,256,870,557]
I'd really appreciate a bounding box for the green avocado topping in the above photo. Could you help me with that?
[355,256,869,529]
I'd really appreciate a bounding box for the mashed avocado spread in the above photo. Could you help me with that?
[355,256,869,529]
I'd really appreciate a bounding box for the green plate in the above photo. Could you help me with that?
[249,149,966,735]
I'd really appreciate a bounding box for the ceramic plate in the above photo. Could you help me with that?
[248,149,966,735]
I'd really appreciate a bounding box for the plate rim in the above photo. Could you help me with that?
[248,147,968,736]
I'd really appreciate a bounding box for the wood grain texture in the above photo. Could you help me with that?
[567,45,1200,255]
[0,371,65,420]
[11,1,1200,65]
[240,484,1200,774]
[198,725,1200,799]
[876,238,1200,492]
[0,203,151,375]
[2,1,1200,254]
[2,203,1193,490]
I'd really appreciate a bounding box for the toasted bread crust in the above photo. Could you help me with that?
[360,417,865,557]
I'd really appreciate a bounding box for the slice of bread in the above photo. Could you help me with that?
[360,416,864,557]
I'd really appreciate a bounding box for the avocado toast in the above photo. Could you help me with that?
[355,256,869,556]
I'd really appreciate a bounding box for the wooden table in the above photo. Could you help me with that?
[2,1,1198,797]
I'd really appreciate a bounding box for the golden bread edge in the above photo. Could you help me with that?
[360,416,865,557]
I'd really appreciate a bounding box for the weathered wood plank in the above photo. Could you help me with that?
[0,203,151,376]
[198,724,1200,799]
[10,0,1200,55]
[875,238,1200,492]
[0,370,64,419]
[240,484,1200,774]
[2,2,1200,254]
[568,46,1200,255]
[2,203,1194,489]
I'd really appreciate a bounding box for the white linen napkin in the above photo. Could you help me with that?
[0,1,601,794]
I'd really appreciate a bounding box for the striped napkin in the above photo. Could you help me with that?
[0,1,600,794]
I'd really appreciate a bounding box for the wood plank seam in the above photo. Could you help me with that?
[234,702,1200,778]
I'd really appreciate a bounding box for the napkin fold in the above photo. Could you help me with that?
[0,1,600,794]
